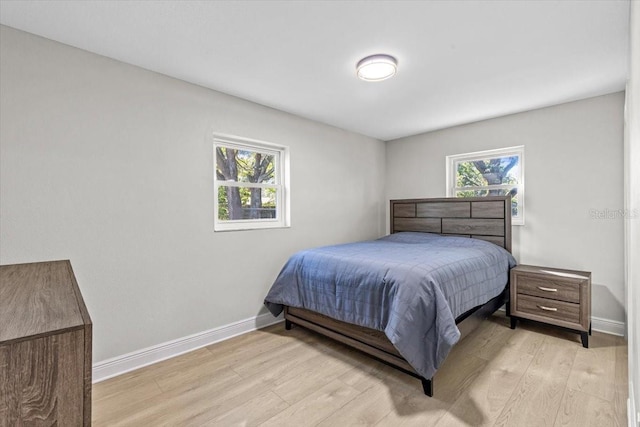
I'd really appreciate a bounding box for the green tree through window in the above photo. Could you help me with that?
[214,135,289,231]
[447,146,524,224]
[216,147,276,220]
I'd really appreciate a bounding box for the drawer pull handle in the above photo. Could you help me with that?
[537,286,558,292]
[537,305,558,312]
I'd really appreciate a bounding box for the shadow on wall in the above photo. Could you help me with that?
[592,283,626,325]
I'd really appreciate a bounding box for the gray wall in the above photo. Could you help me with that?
[0,26,386,362]
[386,93,626,325]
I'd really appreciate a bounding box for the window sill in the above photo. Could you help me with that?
[214,222,291,232]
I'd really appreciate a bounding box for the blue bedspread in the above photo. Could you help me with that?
[264,232,517,379]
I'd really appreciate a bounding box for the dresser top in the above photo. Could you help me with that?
[0,260,91,344]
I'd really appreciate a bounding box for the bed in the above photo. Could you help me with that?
[264,196,515,396]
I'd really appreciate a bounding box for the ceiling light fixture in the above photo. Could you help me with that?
[356,54,397,82]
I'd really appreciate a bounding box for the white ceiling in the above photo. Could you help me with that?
[0,0,630,141]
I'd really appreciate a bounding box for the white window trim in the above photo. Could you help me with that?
[213,133,290,231]
[446,145,525,225]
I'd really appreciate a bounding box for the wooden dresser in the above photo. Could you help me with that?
[510,264,591,347]
[0,260,92,426]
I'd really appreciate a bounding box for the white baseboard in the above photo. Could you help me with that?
[92,312,283,383]
[93,310,625,384]
[591,316,626,337]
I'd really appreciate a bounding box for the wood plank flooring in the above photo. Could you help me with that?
[93,312,628,426]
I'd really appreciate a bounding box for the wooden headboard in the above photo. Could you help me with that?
[390,196,512,253]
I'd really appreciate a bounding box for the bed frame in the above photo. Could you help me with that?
[283,196,513,396]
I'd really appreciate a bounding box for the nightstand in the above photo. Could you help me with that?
[509,264,591,348]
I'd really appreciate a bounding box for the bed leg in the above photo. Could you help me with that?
[421,378,433,397]
[285,319,292,330]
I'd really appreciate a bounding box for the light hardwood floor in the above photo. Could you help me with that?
[93,312,628,426]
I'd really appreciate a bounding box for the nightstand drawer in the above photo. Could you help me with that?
[516,294,580,324]
[515,274,581,303]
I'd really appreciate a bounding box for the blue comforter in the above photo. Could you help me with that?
[264,232,517,379]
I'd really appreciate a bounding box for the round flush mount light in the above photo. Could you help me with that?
[356,54,397,82]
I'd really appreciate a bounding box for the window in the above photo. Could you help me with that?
[446,146,525,225]
[213,134,290,231]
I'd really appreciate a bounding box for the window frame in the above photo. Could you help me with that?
[213,133,290,231]
[446,145,525,225]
